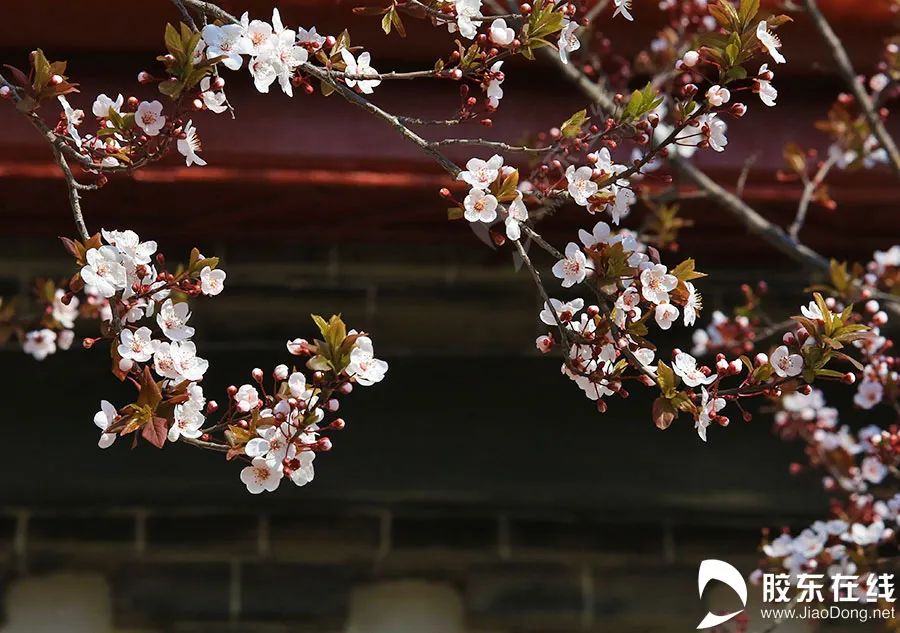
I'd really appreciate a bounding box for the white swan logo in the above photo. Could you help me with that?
[696,559,748,629]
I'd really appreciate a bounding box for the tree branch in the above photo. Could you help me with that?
[789,153,837,240]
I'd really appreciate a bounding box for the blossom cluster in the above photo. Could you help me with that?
[455,154,529,240]
[755,387,899,594]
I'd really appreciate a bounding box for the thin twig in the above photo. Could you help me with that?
[434,138,553,153]
[789,154,837,240]
[513,238,573,361]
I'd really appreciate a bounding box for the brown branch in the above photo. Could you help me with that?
[512,238,573,361]
[803,0,900,179]
[434,138,553,153]
[789,153,837,240]
[0,72,92,240]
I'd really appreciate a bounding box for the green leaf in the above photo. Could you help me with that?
[164,23,183,58]
[381,10,393,35]
[670,258,707,282]
[311,314,330,338]
[31,49,52,93]
[738,0,760,25]
[560,109,588,138]
[656,360,678,398]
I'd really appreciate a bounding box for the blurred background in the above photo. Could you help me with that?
[0,1,898,631]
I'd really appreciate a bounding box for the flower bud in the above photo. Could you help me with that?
[330,418,346,430]
[206,400,218,414]
[0,86,11,99]
[317,437,333,452]
[252,368,264,382]
[118,358,134,372]
[535,335,553,353]
[338,382,353,395]
[682,50,700,67]
[137,71,152,84]
[273,364,289,380]
[873,311,888,326]
[865,300,880,313]
[326,398,340,412]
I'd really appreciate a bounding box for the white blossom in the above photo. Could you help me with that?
[489,18,515,46]
[57,96,83,147]
[52,288,79,328]
[854,379,884,410]
[486,60,505,109]
[156,298,195,341]
[458,155,503,189]
[240,457,283,494]
[93,400,119,449]
[201,23,249,70]
[454,0,483,39]
[23,329,57,360]
[705,84,730,107]
[566,165,598,206]
[756,21,786,64]
[235,384,260,412]
[290,451,317,486]
[673,352,716,387]
[464,188,498,223]
[177,120,207,167]
[755,64,777,107]
[697,387,725,442]
[505,191,527,240]
[552,242,590,288]
[117,326,155,363]
[540,298,584,326]
[200,265,226,296]
[154,341,208,382]
[861,456,887,484]
[654,302,679,330]
[683,282,701,326]
[558,20,581,65]
[81,246,127,298]
[92,93,124,118]
[639,264,677,304]
[296,26,326,51]
[340,49,381,94]
[135,100,166,136]
[771,345,803,377]
[613,0,634,21]
[347,336,389,386]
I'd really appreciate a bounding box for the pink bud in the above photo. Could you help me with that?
[273,364,289,380]
[682,50,700,68]
[252,368,264,382]
[535,335,553,353]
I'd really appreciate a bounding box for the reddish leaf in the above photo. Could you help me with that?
[141,416,168,449]
[652,397,676,430]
